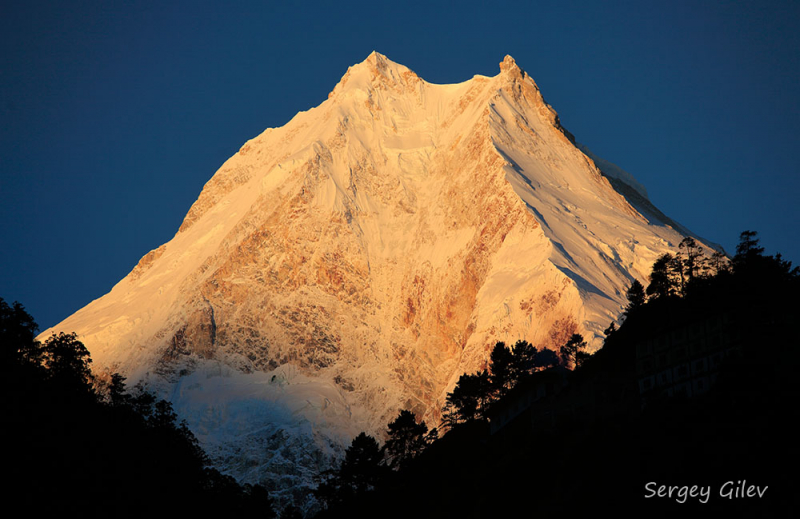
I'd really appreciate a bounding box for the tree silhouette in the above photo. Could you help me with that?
[342,432,383,487]
[679,236,704,283]
[710,250,730,276]
[317,432,386,509]
[442,370,492,428]
[306,231,800,517]
[0,297,276,517]
[488,340,559,387]
[646,253,678,300]
[735,230,764,260]
[510,340,538,380]
[732,229,770,278]
[670,253,687,295]
[489,342,515,397]
[384,409,431,469]
[0,298,40,367]
[625,279,645,315]
[560,333,589,370]
[95,371,128,406]
[534,348,560,370]
[41,332,94,393]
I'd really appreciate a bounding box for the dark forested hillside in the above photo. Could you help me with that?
[0,299,276,518]
[5,231,796,518]
[314,232,799,518]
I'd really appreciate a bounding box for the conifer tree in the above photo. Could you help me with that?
[647,253,678,300]
[317,432,386,509]
[710,251,730,276]
[679,236,704,283]
[384,409,430,469]
[441,370,492,428]
[489,342,515,397]
[0,298,40,367]
[510,340,537,380]
[735,230,764,259]
[625,280,645,315]
[1,297,276,517]
[341,433,384,494]
[733,230,765,273]
[560,333,589,370]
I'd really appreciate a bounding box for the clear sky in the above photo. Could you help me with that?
[2,0,798,330]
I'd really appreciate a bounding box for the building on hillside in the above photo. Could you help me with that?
[488,367,568,437]
[634,311,743,400]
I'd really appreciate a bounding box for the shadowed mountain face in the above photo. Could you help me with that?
[42,52,707,505]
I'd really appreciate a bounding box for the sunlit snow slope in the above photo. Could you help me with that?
[41,52,712,508]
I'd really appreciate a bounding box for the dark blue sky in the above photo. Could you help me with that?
[2,0,798,330]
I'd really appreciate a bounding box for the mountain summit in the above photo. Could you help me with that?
[43,53,708,505]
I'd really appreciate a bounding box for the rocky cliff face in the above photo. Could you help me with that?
[42,52,708,508]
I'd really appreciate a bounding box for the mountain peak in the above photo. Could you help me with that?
[359,50,407,78]
[364,50,388,66]
[498,54,532,87]
[500,54,519,72]
[329,51,419,98]
[43,52,709,511]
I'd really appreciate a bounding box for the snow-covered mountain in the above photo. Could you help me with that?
[42,52,710,509]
